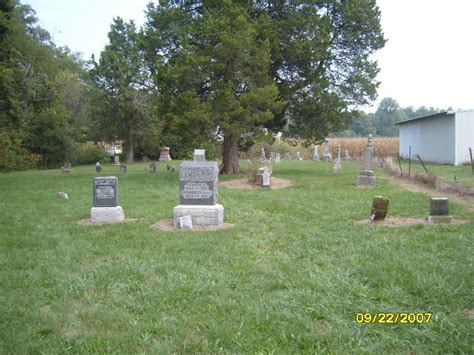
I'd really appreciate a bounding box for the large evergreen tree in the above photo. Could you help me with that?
[143,0,385,174]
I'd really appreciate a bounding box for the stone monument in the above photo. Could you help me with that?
[370,196,389,222]
[333,145,342,173]
[426,197,452,224]
[312,145,320,161]
[194,149,205,161]
[114,156,120,165]
[275,153,281,164]
[322,138,331,161]
[91,176,125,223]
[256,166,272,187]
[357,135,376,187]
[159,147,172,161]
[285,152,292,160]
[149,161,157,173]
[173,160,223,227]
[95,162,102,173]
[296,152,303,161]
[345,149,351,160]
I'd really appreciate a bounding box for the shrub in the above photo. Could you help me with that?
[70,142,109,166]
[0,131,40,172]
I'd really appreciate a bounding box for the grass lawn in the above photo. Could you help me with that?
[1,161,472,353]
[396,158,474,189]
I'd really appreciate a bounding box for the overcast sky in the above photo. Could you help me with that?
[26,0,474,112]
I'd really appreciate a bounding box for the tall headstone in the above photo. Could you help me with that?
[91,176,125,223]
[333,145,342,173]
[322,138,331,161]
[173,161,223,227]
[357,135,376,187]
[312,145,320,161]
[95,162,102,173]
[270,152,276,163]
[296,152,303,161]
[285,152,292,160]
[275,153,281,164]
[426,197,452,224]
[345,149,351,160]
[194,149,205,161]
[159,147,172,161]
[114,155,120,165]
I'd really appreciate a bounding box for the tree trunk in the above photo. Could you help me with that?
[126,132,134,163]
[220,132,241,175]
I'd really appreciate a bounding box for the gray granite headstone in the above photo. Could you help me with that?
[95,162,102,173]
[275,153,281,164]
[357,135,376,187]
[179,161,218,205]
[430,197,449,215]
[312,145,320,161]
[262,170,271,187]
[114,156,120,165]
[93,176,118,207]
[333,145,342,173]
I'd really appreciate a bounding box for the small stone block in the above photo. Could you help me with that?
[91,206,125,223]
[179,215,193,230]
[57,192,69,200]
[426,215,453,224]
[173,204,224,227]
[430,197,449,216]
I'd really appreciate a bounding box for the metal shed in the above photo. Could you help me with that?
[395,110,474,165]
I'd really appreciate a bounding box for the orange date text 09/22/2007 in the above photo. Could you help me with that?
[355,312,432,324]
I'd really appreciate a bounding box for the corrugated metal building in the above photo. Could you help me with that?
[395,110,474,165]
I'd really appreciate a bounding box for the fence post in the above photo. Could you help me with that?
[470,147,473,175]
[397,155,403,176]
[408,145,411,178]
[416,154,429,174]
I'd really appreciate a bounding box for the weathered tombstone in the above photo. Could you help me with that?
[322,138,331,161]
[62,162,71,174]
[256,166,272,187]
[312,145,320,161]
[57,192,69,200]
[275,153,281,164]
[119,164,127,173]
[333,145,342,173]
[173,160,224,227]
[260,147,269,162]
[296,152,303,161]
[357,135,376,187]
[179,215,193,230]
[149,161,157,173]
[262,170,271,188]
[426,197,452,224]
[370,196,389,222]
[91,176,125,223]
[194,149,205,161]
[345,149,351,160]
[114,155,120,165]
[159,147,172,161]
[270,152,276,163]
[285,152,292,160]
[95,162,102,173]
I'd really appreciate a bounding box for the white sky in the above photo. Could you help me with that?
[26,0,474,112]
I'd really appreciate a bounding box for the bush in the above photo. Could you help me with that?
[70,142,109,166]
[0,131,40,172]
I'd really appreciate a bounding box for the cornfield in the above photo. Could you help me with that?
[329,137,399,159]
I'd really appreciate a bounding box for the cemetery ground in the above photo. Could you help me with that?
[0,161,473,353]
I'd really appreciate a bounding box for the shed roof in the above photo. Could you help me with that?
[394,111,454,126]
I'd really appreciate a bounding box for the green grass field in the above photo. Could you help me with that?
[1,161,472,353]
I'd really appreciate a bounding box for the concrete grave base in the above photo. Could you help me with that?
[357,170,376,187]
[173,204,224,227]
[91,206,125,224]
[426,215,453,224]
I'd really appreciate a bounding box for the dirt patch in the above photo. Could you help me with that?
[219,177,292,190]
[77,218,140,225]
[151,218,234,231]
[385,174,474,212]
[356,216,470,227]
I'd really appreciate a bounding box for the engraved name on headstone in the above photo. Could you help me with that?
[179,161,218,205]
[93,176,118,207]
